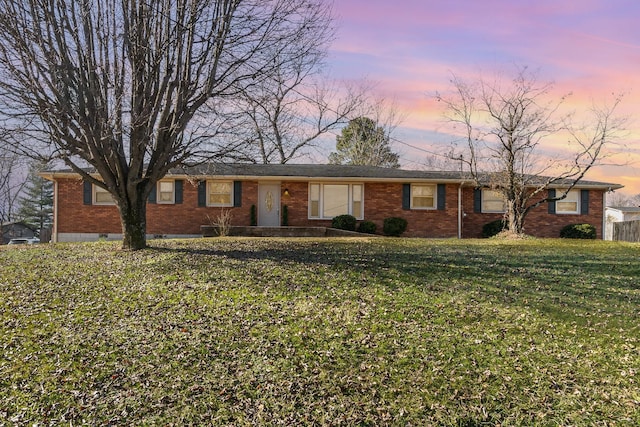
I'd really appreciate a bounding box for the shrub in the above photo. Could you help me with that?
[281,205,288,226]
[560,223,596,239]
[357,220,377,234]
[250,204,257,226]
[383,217,407,237]
[482,219,507,238]
[332,214,356,231]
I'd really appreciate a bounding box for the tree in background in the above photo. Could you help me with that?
[0,0,331,250]
[218,3,365,164]
[18,161,53,236]
[329,117,400,168]
[0,149,27,234]
[437,66,624,235]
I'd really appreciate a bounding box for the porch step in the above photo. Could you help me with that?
[200,225,368,238]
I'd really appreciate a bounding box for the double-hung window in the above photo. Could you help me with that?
[157,181,175,204]
[94,185,115,205]
[208,181,233,206]
[556,190,580,214]
[481,189,505,213]
[411,184,436,209]
[309,183,363,219]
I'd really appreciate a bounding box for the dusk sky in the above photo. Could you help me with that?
[322,0,640,195]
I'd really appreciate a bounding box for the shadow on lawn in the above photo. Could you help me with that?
[148,239,640,322]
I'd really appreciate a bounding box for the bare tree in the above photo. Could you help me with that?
[0,0,332,249]
[606,191,640,207]
[437,66,624,234]
[0,148,27,236]
[227,78,367,164]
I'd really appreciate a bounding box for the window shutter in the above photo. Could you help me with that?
[83,181,92,205]
[197,181,207,207]
[148,183,157,204]
[548,189,556,214]
[580,190,589,215]
[175,180,183,204]
[473,188,481,213]
[233,181,242,207]
[402,184,411,210]
[437,184,446,210]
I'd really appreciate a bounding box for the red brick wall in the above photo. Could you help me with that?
[55,178,605,239]
[55,178,258,235]
[362,183,459,237]
[461,188,605,238]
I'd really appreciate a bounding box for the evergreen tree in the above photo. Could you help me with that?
[18,161,53,236]
[329,117,400,168]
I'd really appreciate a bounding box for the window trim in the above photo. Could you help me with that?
[410,184,437,210]
[481,189,506,213]
[93,184,115,206]
[207,180,234,207]
[156,180,175,204]
[308,182,364,220]
[555,189,580,214]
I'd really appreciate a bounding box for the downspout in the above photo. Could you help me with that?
[602,189,608,240]
[52,180,58,243]
[458,183,463,239]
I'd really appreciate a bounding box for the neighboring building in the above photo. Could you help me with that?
[1,221,36,244]
[41,164,621,242]
[604,206,640,240]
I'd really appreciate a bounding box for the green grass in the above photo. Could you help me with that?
[1,237,639,425]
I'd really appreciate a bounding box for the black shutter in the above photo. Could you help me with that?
[148,183,157,204]
[233,181,242,207]
[580,190,589,215]
[548,189,556,214]
[198,181,207,207]
[175,180,183,204]
[473,188,481,213]
[402,184,411,210]
[83,181,92,205]
[437,184,446,210]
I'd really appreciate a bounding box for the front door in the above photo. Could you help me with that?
[258,183,281,226]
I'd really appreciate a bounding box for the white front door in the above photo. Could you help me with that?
[258,183,281,226]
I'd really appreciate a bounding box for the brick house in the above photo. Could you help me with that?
[42,163,621,242]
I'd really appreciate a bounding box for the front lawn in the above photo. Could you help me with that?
[1,238,638,425]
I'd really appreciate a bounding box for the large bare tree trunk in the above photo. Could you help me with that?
[118,195,147,251]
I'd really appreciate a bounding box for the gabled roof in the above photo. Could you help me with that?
[42,163,623,190]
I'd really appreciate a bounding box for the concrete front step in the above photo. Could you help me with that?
[200,225,370,238]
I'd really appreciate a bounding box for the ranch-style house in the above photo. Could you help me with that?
[42,163,622,242]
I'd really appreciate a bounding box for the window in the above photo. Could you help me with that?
[94,185,115,205]
[481,189,505,213]
[411,184,436,209]
[556,190,579,214]
[157,181,175,204]
[309,183,363,219]
[208,181,233,206]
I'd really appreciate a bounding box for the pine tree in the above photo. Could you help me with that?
[18,161,53,236]
[329,117,400,168]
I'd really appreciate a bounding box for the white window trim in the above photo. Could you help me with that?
[481,189,506,213]
[93,184,115,206]
[207,180,234,207]
[308,182,364,220]
[157,180,175,204]
[556,190,580,214]
[410,184,437,210]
